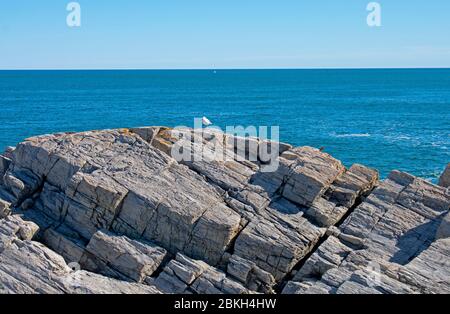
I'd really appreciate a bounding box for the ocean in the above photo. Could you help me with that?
[0,69,449,182]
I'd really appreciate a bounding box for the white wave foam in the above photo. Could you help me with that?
[330,132,371,138]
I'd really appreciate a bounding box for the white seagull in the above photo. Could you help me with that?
[202,116,213,126]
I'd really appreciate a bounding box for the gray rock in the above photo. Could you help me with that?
[130,126,161,143]
[82,230,167,283]
[0,199,11,218]
[281,147,345,207]
[326,164,379,208]
[227,254,276,293]
[436,211,450,240]
[232,215,324,282]
[283,170,450,294]
[154,253,250,294]
[1,146,15,159]
[0,215,160,294]
[439,163,450,188]
[0,215,39,241]
[0,127,449,294]
[43,226,87,264]
[62,271,161,294]
[0,155,11,179]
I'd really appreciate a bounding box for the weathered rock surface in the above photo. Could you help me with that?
[282,171,450,294]
[0,126,448,294]
[0,215,160,294]
[439,163,450,188]
[150,253,251,294]
[82,230,168,282]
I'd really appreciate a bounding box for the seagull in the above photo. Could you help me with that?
[202,116,213,126]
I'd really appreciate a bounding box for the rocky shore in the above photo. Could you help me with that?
[0,127,449,294]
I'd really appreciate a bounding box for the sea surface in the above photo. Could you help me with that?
[0,69,449,182]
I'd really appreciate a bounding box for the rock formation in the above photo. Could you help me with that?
[0,127,448,294]
[439,163,450,188]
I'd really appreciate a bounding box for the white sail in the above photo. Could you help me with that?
[202,116,212,126]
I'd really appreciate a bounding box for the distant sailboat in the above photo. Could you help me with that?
[202,116,212,126]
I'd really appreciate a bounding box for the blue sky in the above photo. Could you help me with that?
[0,0,449,69]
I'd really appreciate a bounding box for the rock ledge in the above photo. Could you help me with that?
[0,127,448,294]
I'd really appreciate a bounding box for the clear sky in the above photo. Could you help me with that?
[1,0,449,69]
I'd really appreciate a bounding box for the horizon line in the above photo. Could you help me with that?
[1,66,450,71]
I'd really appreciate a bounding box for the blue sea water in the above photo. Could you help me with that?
[0,69,449,182]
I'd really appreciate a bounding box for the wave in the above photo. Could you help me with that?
[330,132,371,138]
